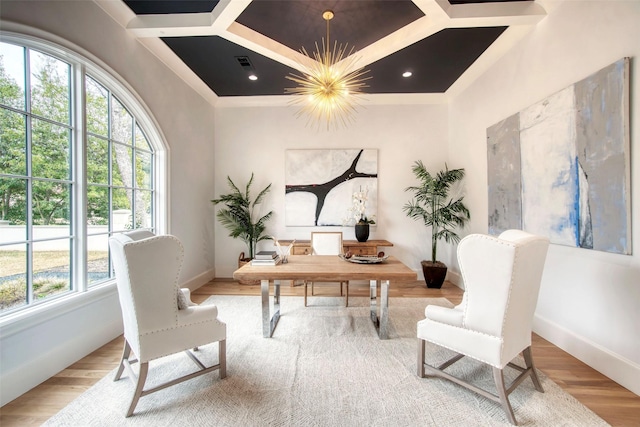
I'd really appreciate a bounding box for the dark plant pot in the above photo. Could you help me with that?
[355,223,370,242]
[421,260,447,289]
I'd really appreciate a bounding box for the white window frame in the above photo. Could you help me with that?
[0,29,169,330]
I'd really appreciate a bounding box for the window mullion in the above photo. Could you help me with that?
[131,119,136,229]
[24,47,34,305]
[73,64,87,291]
[107,92,113,236]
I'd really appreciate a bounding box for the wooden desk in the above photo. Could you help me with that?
[233,255,416,339]
[277,239,393,256]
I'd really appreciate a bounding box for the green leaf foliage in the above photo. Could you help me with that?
[211,174,273,259]
[403,161,470,263]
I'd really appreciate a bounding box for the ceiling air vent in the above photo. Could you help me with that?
[235,56,254,71]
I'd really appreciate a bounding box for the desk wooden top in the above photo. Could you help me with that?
[277,239,393,247]
[233,255,416,282]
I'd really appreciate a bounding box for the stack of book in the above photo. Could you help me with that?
[250,250,281,266]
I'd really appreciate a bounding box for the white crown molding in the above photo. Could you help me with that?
[215,92,448,108]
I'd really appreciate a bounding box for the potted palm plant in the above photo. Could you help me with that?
[211,174,273,284]
[403,161,470,288]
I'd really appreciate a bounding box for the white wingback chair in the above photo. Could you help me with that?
[305,231,349,306]
[417,230,549,425]
[109,230,226,417]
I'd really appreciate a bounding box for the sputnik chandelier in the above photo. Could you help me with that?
[285,10,371,130]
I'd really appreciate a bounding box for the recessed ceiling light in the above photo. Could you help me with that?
[248,74,258,81]
[402,71,412,78]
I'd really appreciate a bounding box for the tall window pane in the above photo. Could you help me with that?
[0,109,26,176]
[0,42,26,110]
[86,76,108,136]
[32,240,71,300]
[134,124,150,150]
[0,243,27,314]
[111,98,132,144]
[87,185,108,226]
[136,151,152,189]
[85,86,155,287]
[87,135,108,184]
[112,142,131,187]
[31,118,71,180]
[30,50,70,124]
[87,234,109,286]
[31,181,70,229]
[112,187,132,231]
[136,189,153,228]
[0,177,26,238]
[0,38,159,315]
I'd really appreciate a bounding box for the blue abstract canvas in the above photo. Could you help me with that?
[487,58,631,254]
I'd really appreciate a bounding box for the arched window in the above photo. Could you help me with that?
[0,34,166,317]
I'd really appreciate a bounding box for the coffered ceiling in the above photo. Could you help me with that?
[99,0,547,102]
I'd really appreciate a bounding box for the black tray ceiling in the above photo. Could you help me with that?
[123,0,536,97]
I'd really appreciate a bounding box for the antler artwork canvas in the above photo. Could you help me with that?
[285,149,378,226]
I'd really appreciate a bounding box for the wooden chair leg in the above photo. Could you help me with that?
[219,339,227,379]
[126,361,149,417]
[417,339,426,378]
[114,340,131,381]
[523,346,544,392]
[493,367,517,425]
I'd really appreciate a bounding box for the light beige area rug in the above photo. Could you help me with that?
[44,296,608,426]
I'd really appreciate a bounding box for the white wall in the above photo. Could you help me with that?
[448,0,640,394]
[213,102,449,278]
[0,0,216,405]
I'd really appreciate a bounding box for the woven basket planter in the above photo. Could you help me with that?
[237,252,260,285]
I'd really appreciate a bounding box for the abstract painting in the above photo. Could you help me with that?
[285,149,378,226]
[487,58,631,254]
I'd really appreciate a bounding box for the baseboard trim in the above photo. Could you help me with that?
[446,269,464,290]
[1,317,122,406]
[181,268,216,291]
[533,314,640,396]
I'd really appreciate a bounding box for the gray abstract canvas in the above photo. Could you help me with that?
[487,58,631,254]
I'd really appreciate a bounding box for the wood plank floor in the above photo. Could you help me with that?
[1,279,639,426]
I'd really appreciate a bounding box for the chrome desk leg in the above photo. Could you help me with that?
[379,280,390,339]
[274,279,281,314]
[261,279,281,338]
[369,279,378,328]
[369,279,390,339]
